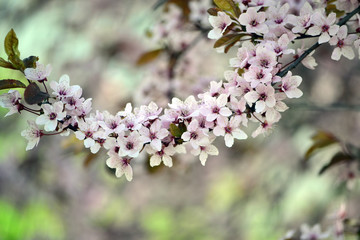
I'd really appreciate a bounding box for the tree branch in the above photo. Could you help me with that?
[277,6,360,78]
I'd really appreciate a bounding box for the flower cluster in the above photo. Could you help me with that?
[1,0,360,184]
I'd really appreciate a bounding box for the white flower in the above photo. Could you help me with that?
[281,71,303,98]
[244,84,276,112]
[50,74,81,100]
[248,45,277,70]
[200,94,232,122]
[0,90,22,117]
[98,111,125,135]
[244,65,272,88]
[106,153,133,181]
[191,139,219,166]
[36,102,66,131]
[213,117,247,147]
[135,101,162,123]
[74,119,99,150]
[168,96,199,120]
[24,61,52,81]
[146,144,178,167]
[329,25,357,61]
[64,87,83,111]
[208,12,232,39]
[288,2,314,33]
[308,12,339,44]
[239,7,268,34]
[118,131,144,158]
[181,119,209,149]
[21,120,42,151]
[139,119,169,151]
[300,224,329,240]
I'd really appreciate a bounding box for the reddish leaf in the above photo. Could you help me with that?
[24,82,49,105]
[319,152,353,175]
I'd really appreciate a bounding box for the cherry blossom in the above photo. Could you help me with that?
[329,25,357,60]
[24,61,52,82]
[106,153,133,181]
[244,84,276,112]
[0,90,22,117]
[308,12,339,44]
[139,119,169,151]
[21,120,42,151]
[281,71,303,98]
[190,139,219,166]
[208,12,232,40]
[50,74,81,100]
[239,7,268,34]
[118,131,144,158]
[36,102,66,131]
[300,224,330,240]
[200,94,232,122]
[213,117,247,147]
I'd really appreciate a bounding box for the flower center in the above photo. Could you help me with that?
[337,40,344,48]
[250,20,258,27]
[321,24,329,32]
[49,112,57,120]
[126,142,134,150]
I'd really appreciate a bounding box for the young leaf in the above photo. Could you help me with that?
[136,49,164,66]
[23,56,39,69]
[305,130,338,160]
[8,54,25,71]
[4,29,20,58]
[213,33,243,48]
[207,7,221,16]
[24,82,49,105]
[319,152,353,175]
[213,0,240,17]
[169,123,187,138]
[0,57,16,70]
[0,79,26,90]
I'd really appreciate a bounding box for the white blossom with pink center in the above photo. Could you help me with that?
[106,153,133,181]
[21,120,42,151]
[213,116,247,147]
[36,102,66,131]
[281,71,303,98]
[139,119,169,151]
[0,90,22,117]
[244,84,276,112]
[308,12,339,44]
[208,12,232,40]
[239,7,268,34]
[329,25,357,60]
[24,61,52,81]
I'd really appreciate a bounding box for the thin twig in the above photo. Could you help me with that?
[277,6,360,78]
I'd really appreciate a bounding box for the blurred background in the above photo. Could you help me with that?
[0,0,360,239]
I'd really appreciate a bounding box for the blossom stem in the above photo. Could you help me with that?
[277,5,360,78]
[251,112,264,124]
[43,82,49,94]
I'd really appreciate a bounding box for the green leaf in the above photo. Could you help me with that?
[213,33,243,48]
[169,123,187,138]
[8,54,25,71]
[319,152,352,175]
[136,49,164,66]
[23,56,39,69]
[4,29,20,58]
[213,0,240,17]
[0,57,16,69]
[24,83,49,105]
[305,131,338,160]
[0,79,26,90]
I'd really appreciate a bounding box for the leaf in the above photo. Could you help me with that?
[169,123,187,138]
[207,7,221,16]
[83,152,98,168]
[23,56,39,69]
[305,130,338,160]
[213,33,243,48]
[326,4,345,17]
[8,54,25,71]
[319,152,353,175]
[0,57,16,70]
[213,0,240,17]
[0,79,26,90]
[4,29,20,58]
[136,49,164,66]
[24,82,49,105]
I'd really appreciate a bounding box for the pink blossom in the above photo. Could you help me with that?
[21,120,42,151]
[329,25,357,60]
[24,61,52,82]
[308,12,339,44]
[281,71,303,98]
[106,153,133,181]
[244,84,276,112]
[208,12,232,39]
[0,90,22,117]
[36,102,66,131]
[239,7,268,34]
[213,117,247,147]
